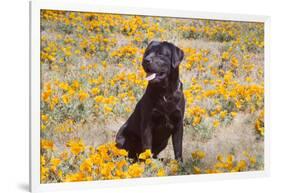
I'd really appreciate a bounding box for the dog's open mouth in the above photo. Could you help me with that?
[145,72,166,81]
[145,73,156,81]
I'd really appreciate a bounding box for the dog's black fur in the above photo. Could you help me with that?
[116,41,185,160]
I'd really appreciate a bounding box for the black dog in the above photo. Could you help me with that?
[116,41,185,160]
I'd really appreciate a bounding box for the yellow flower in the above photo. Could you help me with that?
[67,140,85,155]
[42,89,51,102]
[138,149,152,160]
[65,87,74,96]
[91,87,100,95]
[40,166,49,182]
[145,158,152,165]
[224,154,234,170]
[114,169,124,178]
[235,100,242,109]
[214,162,225,169]
[94,95,104,103]
[71,80,80,90]
[59,82,69,91]
[41,139,54,150]
[41,155,46,166]
[217,154,224,162]
[78,90,89,101]
[90,153,102,165]
[50,96,59,110]
[62,94,70,104]
[64,172,85,182]
[169,160,179,174]
[117,149,128,157]
[237,160,247,170]
[231,112,237,117]
[249,156,257,166]
[157,168,166,176]
[103,105,112,114]
[41,114,49,122]
[41,124,46,131]
[222,51,229,60]
[58,169,63,179]
[125,107,131,113]
[193,166,201,174]
[191,150,206,160]
[245,76,252,83]
[50,157,61,171]
[192,116,201,126]
[100,162,115,177]
[220,111,227,119]
[213,120,220,128]
[128,163,144,177]
[205,169,221,174]
[80,158,93,173]
[227,154,234,164]
[117,159,127,169]
[230,56,239,67]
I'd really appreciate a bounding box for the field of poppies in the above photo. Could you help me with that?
[40,10,264,183]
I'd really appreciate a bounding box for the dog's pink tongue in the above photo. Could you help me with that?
[145,73,156,81]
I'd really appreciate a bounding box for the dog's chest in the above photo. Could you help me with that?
[156,92,180,112]
[151,95,181,130]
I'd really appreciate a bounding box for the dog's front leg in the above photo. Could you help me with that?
[141,121,153,152]
[172,122,183,161]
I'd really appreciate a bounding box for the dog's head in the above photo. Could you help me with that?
[142,41,184,84]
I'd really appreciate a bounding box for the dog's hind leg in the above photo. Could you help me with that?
[115,122,128,149]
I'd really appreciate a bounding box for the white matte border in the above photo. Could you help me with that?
[30,0,270,192]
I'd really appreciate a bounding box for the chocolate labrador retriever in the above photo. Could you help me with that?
[116,41,185,160]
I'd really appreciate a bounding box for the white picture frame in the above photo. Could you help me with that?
[30,0,270,192]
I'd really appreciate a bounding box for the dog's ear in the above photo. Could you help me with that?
[171,45,184,68]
